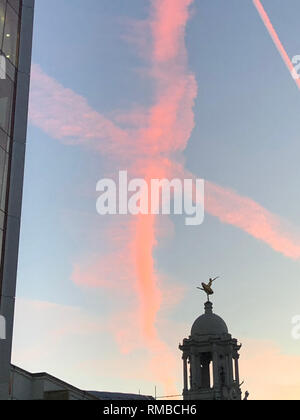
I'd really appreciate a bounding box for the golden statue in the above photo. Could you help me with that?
[197,276,219,301]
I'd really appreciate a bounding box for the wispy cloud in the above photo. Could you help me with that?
[27,0,300,394]
[241,338,300,400]
[13,299,300,399]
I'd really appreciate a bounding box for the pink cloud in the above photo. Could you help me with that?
[241,339,300,400]
[15,299,300,399]
[151,0,194,62]
[29,64,130,154]
[27,0,300,395]
[206,180,300,259]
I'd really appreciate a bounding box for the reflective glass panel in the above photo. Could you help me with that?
[3,3,19,66]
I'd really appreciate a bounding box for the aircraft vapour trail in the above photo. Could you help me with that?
[29,63,300,260]
[28,0,300,393]
[253,0,300,89]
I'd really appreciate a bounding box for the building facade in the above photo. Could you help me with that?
[10,365,154,401]
[179,300,244,400]
[0,0,34,399]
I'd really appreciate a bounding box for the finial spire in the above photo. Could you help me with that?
[204,301,213,315]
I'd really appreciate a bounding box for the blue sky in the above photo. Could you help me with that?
[11,0,300,399]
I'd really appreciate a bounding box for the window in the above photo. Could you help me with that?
[8,0,20,15]
[0,146,8,212]
[0,74,14,133]
[0,128,9,151]
[3,3,19,66]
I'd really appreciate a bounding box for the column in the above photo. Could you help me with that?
[183,355,188,391]
[234,356,240,385]
[225,355,231,385]
[190,353,196,390]
[197,353,202,388]
[228,353,234,383]
[202,358,210,388]
[212,349,219,388]
[194,353,202,389]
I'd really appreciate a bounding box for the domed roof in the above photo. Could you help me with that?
[191,301,228,337]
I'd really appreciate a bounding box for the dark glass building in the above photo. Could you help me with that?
[0,0,34,399]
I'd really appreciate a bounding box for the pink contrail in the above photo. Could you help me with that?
[253,0,300,89]
[27,0,300,394]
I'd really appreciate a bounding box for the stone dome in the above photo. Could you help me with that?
[191,301,228,337]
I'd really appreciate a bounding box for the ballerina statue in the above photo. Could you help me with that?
[197,276,219,301]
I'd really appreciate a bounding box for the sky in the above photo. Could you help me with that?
[10,0,300,399]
